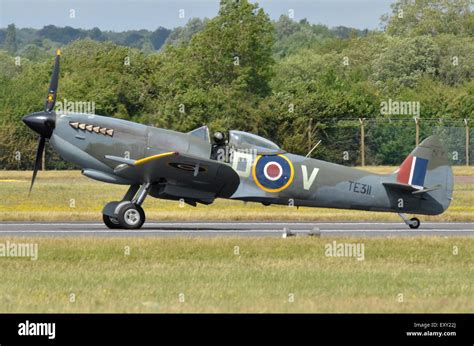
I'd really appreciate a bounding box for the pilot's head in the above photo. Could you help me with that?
[213,131,225,144]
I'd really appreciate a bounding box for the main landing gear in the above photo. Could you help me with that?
[102,183,151,229]
[398,213,420,229]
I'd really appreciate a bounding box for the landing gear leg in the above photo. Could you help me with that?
[398,213,420,229]
[132,183,151,207]
[102,183,151,230]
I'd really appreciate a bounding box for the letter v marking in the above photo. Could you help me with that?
[302,165,319,190]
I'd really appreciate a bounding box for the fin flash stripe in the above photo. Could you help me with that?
[397,155,429,189]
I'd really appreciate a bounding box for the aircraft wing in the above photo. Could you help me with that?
[108,151,240,198]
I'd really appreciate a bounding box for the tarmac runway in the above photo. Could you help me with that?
[0,221,473,237]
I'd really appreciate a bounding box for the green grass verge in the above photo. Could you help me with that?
[0,236,472,313]
[0,168,473,222]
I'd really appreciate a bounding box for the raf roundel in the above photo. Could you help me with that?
[252,155,294,193]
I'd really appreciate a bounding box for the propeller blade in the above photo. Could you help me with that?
[44,49,61,112]
[29,136,46,195]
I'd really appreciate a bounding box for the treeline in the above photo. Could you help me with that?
[0,0,473,170]
[0,19,367,57]
[0,24,172,57]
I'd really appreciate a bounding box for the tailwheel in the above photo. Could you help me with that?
[117,202,146,229]
[398,213,421,229]
[103,214,121,229]
[408,217,420,229]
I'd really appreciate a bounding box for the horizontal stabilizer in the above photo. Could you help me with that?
[382,182,442,195]
[412,184,442,195]
[383,182,419,192]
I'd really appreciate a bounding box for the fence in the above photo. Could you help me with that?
[307,118,472,167]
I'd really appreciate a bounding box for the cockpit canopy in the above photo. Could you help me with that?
[187,126,285,157]
[228,130,283,154]
[187,125,210,142]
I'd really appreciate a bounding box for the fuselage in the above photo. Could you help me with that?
[49,112,452,216]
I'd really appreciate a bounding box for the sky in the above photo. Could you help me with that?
[0,0,394,31]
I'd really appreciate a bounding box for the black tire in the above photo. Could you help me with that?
[117,203,145,229]
[103,214,121,229]
[409,217,420,229]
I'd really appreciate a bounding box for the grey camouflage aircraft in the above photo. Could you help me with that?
[23,51,454,229]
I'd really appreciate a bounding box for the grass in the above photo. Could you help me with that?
[0,169,472,313]
[0,236,472,313]
[0,168,473,222]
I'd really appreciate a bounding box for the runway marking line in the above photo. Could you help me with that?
[2,222,474,226]
[0,229,473,233]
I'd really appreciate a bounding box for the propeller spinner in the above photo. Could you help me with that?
[23,49,61,194]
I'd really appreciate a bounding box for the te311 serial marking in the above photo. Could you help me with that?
[348,181,372,195]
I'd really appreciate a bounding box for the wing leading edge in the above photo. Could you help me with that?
[109,151,240,199]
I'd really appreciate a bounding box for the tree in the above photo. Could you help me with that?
[0,30,6,45]
[59,40,150,120]
[273,16,335,58]
[163,18,207,47]
[372,36,440,90]
[123,31,144,47]
[150,27,171,50]
[4,24,17,54]
[142,0,275,132]
[89,27,103,41]
[435,34,474,85]
[18,44,50,61]
[382,0,473,37]
[187,0,275,96]
[37,25,85,44]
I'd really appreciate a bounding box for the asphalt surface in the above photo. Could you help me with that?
[0,221,473,237]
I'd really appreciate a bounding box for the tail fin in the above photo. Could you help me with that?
[389,136,454,215]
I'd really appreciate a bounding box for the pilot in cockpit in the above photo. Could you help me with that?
[211,131,228,161]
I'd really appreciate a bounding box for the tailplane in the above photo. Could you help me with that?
[385,136,454,215]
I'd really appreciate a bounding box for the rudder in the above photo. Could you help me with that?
[392,135,453,214]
